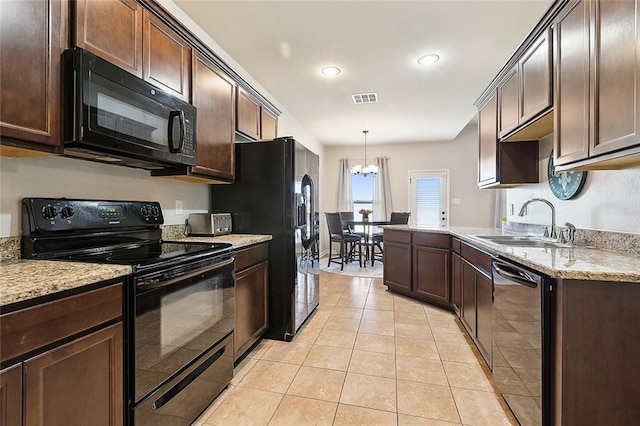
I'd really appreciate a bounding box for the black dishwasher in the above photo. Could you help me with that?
[492,258,550,426]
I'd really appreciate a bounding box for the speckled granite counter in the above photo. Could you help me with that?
[173,234,272,247]
[381,225,640,283]
[0,234,270,309]
[0,260,131,307]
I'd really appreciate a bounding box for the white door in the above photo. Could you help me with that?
[408,170,449,227]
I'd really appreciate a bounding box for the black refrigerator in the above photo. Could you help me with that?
[210,137,320,341]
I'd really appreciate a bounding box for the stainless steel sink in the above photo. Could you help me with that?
[473,235,575,248]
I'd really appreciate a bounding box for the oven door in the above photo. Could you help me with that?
[131,254,234,424]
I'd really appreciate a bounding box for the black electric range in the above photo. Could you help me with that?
[21,198,236,426]
[21,197,232,271]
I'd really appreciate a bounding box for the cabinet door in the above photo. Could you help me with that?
[520,28,552,123]
[191,52,236,180]
[451,252,462,317]
[498,65,520,138]
[260,107,278,141]
[143,11,191,101]
[234,261,269,361]
[0,364,22,426]
[460,259,476,337]
[0,0,65,151]
[236,88,261,140]
[23,323,123,426]
[74,0,143,77]
[383,242,412,294]
[554,0,590,166]
[591,0,640,156]
[478,94,498,186]
[413,246,450,306]
[476,271,493,367]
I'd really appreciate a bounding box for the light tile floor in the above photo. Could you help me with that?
[195,272,517,426]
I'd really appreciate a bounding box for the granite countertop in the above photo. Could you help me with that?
[0,234,271,309]
[0,260,132,308]
[173,233,272,247]
[381,225,640,283]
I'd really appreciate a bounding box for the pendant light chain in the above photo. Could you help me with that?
[363,130,369,166]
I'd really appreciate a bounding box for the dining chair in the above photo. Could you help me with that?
[371,212,410,266]
[326,212,362,270]
[339,211,368,240]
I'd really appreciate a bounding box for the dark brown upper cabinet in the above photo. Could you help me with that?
[236,88,261,141]
[478,91,539,188]
[190,52,235,180]
[143,10,191,101]
[0,0,67,155]
[75,0,191,101]
[554,0,640,170]
[74,0,143,77]
[498,28,553,142]
[152,51,236,183]
[260,107,278,141]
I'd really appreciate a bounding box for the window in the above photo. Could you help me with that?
[409,170,449,227]
[351,173,374,217]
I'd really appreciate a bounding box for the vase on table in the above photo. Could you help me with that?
[362,214,369,222]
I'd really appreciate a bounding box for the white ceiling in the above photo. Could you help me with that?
[172,0,552,146]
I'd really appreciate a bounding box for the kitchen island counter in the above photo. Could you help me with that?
[381,225,640,283]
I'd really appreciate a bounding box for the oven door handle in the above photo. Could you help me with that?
[137,257,234,291]
[151,345,227,410]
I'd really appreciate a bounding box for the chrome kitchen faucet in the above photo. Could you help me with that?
[518,198,557,239]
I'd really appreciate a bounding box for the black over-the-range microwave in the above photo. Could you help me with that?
[63,47,197,170]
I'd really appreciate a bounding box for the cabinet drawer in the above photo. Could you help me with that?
[413,233,450,249]
[235,243,268,272]
[0,283,122,363]
[460,242,492,276]
[383,230,411,244]
[452,237,462,254]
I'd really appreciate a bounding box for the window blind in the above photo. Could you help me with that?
[415,177,442,227]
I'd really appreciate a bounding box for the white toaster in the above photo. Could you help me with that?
[187,213,232,236]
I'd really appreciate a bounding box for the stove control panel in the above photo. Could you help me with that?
[23,198,165,232]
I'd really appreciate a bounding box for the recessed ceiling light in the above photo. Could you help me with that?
[417,54,440,65]
[321,66,341,76]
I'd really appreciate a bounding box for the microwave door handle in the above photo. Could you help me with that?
[168,110,185,153]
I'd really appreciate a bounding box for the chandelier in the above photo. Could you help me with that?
[351,130,379,176]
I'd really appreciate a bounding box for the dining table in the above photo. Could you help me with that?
[343,220,391,266]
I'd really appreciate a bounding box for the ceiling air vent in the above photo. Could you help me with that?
[351,92,378,104]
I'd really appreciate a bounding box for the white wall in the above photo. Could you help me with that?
[506,134,640,234]
[321,122,495,250]
[0,0,320,238]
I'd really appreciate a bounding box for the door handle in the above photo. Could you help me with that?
[168,110,185,153]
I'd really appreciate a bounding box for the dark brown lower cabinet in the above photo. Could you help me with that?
[451,252,462,316]
[24,324,123,426]
[384,230,451,307]
[460,259,477,337]
[383,231,412,294]
[0,363,22,426]
[234,243,269,361]
[552,279,640,425]
[458,242,493,367]
[413,245,450,307]
[475,271,493,365]
[0,281,124,426]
